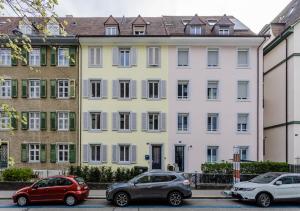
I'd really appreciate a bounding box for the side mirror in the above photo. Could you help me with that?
[275,180,282,186]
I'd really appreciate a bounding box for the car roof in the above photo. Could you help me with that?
[144,170,183,176]
[44,175,76,179]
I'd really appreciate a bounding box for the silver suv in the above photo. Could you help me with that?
[106,171,192,207]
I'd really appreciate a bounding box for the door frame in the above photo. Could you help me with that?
[0,141,9,169]
[174,145,186,172]
[149,143,164,170]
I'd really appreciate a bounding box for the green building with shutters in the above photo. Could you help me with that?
[0,17,79,175]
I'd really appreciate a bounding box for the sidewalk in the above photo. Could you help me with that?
[0,190,229,200]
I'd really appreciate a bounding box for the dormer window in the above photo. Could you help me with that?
[190,25,201,35]
[19,24,32,35]
[219,27,230,35]
[133,26,145,35]
[105,26,118,35]
[207,19,217,26]
[47,23,60,36]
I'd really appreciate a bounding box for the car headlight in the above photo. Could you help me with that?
[237,188,256,191]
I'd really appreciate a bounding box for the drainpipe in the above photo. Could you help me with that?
[285,38,288,163]
[79,40,82,167]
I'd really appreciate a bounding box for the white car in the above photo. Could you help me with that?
[229,172,300,207]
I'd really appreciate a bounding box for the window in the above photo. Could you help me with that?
[29,144,40,162]
[58,144,69,162]
[137,175,151,184]
[19,24,32,35]
[0,80,11,98]
[88,47,102,67]
[90,112,101,130]
[148,47,160,66]
[178,113,189,132]
[0,112,10,130]
[29,112,40,131]
[119,80,130,99]
[119,112,130,130]
[177,48,189,67]
[105,27,118,35]
[207,19,217,26]
[292,176,300,184]
[148,113,159,131]
[90,144,101,162]
[238,146,248,161]
[47,24,60,35]
[237,81,249,100]
[133,26,145,35]
[207,81,219,100]
[90,80,101,98]
[29,80,40,98]
[177,81,189,99]
[278,176,294,185]
[29,48,40,66]
[58,48,69,66]
[58,80,69,98]
[0,49,11,66]
[237,48,249,67]
[207,48,219,67]
[58,112,69,131]
[237,113,249,132]
[148,80,159,99]
[119,48,130,67]
[190,25,201,35]
[119,145,130,162]
[207,146,218,163]
[207,113,219,131]
[219,27,230,35]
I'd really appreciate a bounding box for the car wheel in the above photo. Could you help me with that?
[64,195,77,206]
[168,191,183,206]
[256,193,272,208]
[114,192,129,207]
[17,196,28,207]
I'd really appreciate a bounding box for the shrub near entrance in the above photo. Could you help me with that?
[2,168,33,181]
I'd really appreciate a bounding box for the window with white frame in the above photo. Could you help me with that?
[58,80,69,98]
[90,80,101,98]
[19,24,32,35]
[177,81,189,99]
[29,48,40,66]
[58,144,69,162]
[29,112,40,131]
[0,112,10,130]
[0,80,11,98]
[0,49,11,66]
[88,47,102,67]
[58,48,69,66]
[148,113,159,131]
[207,48,219,67]
[58,112,69,131]
[119,48,130,67]
[177,48,189,67]
[119,112,130,131]
[190,25,201,35]
[207,113,219,132]
[119,80,130,99]
[148,47,160,66]
[90,112,101,130]
[219,27,230,35]
[29,80,40,98]
[237,48,249,67]
[29,144,40,162]
[119,145,130,162]
[133,26,145,35]
[237,113,249,132]
[148,80,159,99]
[90,144,101,162]
[207,146,218,163]
[237,81,249,100]
[105,27,118,35]
[239,146,249,161]
[207,81,219,100]
[47,23,60,35]
[178,113,189,132]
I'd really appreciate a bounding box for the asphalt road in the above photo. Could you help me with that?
[1,198,300,210]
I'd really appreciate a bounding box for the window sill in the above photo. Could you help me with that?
[88,97,104,100]
[207,99,221,102]
[236,99,251,102]
[57,129,69,132]
[144,130,161,133]
[88,65,103,68]
[236,131,250,135]
[117,98,134,101]
[0,128,11,131]
[89,161,102,165]
[57,65,70,68]
[0,65,12,67]
[28,97,41,100]
[206,66,221,69]
[57,97,70,100]
[28,129,40,132]
[176,66,191,69]
[28,161,40,163]
[88,129,103,133]
[0,97,12,99]
[117,130,133,133]
[57,161,69,163]
[147,65,160,68]
[236,66,250,69]
[206,131,221,134]
[146,98,162,101]
[177,131,190,134]
[118,162,131,165]
[177,98,190,101]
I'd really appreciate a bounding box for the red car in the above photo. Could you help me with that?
[12,175,89,206]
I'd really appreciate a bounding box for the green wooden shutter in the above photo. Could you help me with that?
[69,47,76,66]
[21,48,28,66]
[50,80,57,98]
[40,46,47,66]
[50,144,57,163]
[11,112,18,130]
[69,79,75,98]
[11,79,18,98]
[69,112,76,131]
[40,80,47,98]
[40,112,47,130]
[21,80,28,98]
[11,49,18,66]
[21,112,29,130]
[21,144,28,162]
[50,112,57,131]
[50,47,57,66]
[69,144,76,163]
[40,144,47,163]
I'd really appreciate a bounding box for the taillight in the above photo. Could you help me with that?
[77,186,81,191]
[183,180,190,186]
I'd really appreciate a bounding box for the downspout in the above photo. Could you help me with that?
[285,38,288,163]
[79,40,82,167]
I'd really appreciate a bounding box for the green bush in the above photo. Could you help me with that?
[201,161,289,174]
[2,167,33,181]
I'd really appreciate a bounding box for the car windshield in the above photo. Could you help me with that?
[74,177,85,185]
[249,172,283,184]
